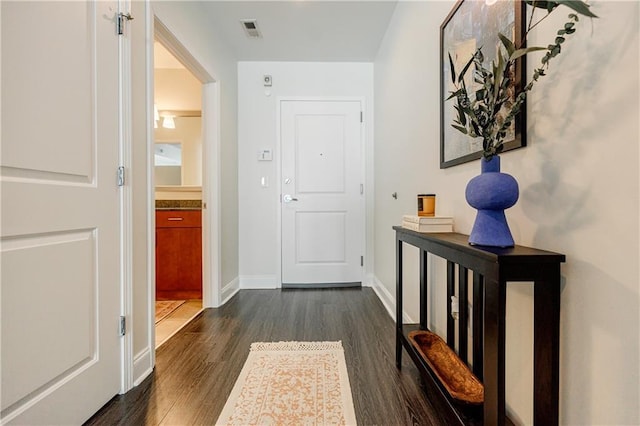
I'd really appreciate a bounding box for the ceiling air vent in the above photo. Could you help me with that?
[240,19,262,39]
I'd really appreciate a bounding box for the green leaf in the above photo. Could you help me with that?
[498,33,515,56]
[446,90,461,101]
[459,111,467,126]
[452,124,468,134]
[501,76,511,91]
[471,121,481,135]
[510,46,547,61]
[458,53,475,84]
[454,105,467,126]
[494,53,504,99]
[564,22,575,30]
[555,0,598,18]
[525,1,559,11]
[448,53,456,85]
[555,36,566,44]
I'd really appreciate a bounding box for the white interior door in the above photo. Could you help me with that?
[281,100,363,285]
[1,2,121,424]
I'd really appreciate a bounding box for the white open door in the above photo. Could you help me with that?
[280,100,363,285]
[1,2,121,424]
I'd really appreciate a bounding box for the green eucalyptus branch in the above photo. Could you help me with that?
[495,13,581,145]
[446,0,597,160]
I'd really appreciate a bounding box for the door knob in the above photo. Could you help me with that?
[283,194,298,203]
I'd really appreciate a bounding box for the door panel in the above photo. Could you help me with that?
[1,1,121,424]
[2,231,97,410]
[281,100,362,284]
[296,211,347,263]
[2,2,94,180]
[296,115,345,193]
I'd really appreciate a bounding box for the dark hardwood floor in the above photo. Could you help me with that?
[85,288,450,425]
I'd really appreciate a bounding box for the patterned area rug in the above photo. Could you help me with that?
[216,341,357,425]
[154,300,185,324]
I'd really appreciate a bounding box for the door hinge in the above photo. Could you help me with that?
[360,183,364,195]
[360,111,363,123]
[117,166,125,187]
[117,12,134,35]
[119,316,126,336]
[361,256,364,267]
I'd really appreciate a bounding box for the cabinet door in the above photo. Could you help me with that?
[155,211,202,300]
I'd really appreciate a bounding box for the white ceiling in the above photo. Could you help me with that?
[199,1,399,62]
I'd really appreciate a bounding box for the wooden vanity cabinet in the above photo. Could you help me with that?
[155,210,202,300]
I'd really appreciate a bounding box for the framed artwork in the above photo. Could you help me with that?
[440,0,527,168]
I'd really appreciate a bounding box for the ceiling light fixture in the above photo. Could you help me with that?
[162,116,176,129]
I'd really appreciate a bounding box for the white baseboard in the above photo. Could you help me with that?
[132,348,153,387]
[371,275,415,324]
[239,275,278,289]
[221,277,240,305]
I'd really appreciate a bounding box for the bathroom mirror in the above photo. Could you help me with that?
[154,142,182,186]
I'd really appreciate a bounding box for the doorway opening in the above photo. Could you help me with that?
[153,40,203,347]
[150,18,221,351]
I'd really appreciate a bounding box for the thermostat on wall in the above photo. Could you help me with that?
[258,149,273,161]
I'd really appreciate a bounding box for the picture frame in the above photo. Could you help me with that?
[440,0,527,169]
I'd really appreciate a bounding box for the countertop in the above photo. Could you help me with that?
[155,200,202,210]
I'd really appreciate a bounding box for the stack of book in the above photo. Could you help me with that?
[402,215,453,233]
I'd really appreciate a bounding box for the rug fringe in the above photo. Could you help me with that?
[250,341,343,352]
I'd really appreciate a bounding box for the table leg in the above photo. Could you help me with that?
[458,267,469,364]
[472,273,484,381]
[419,249,428,330]
[484,278,506,426]
[446,261,455,348]
[534,271,561,425]
[396,238,403,368]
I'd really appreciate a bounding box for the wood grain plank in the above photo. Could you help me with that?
[86,289,450,425]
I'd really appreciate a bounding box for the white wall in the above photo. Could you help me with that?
[154,68,201,111]
[374,1,639,425]
[237,62,374,288]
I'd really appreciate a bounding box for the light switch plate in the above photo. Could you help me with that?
[258,149,273,161]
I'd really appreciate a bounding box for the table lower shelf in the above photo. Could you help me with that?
[399,324,514,426]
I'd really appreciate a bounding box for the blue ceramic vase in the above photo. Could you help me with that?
[465,156,519,247]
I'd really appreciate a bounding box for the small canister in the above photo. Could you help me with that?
[417,194,436,217]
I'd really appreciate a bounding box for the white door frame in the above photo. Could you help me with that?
[119,0,134,394]
[276,97,367,287]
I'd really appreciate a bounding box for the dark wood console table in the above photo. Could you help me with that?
[394,227,565,425]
